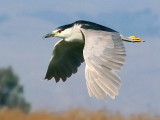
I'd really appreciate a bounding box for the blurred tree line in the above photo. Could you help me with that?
[0,67,30,112]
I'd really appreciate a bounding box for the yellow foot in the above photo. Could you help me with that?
[128,36,145,42]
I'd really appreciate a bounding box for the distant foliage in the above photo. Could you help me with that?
[0,108,159,120]
[0,67,30,112]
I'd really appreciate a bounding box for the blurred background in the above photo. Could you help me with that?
[0,0,160,119]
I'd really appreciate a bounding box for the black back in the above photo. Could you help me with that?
[74,20,117,32]
[57,20,118,32]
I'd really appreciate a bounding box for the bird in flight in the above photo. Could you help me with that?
[43,20,144,101]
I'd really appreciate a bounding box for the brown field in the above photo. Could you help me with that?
[0,108,160,120]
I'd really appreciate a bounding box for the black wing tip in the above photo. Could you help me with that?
[45,76,52,80]
[61,77,67,82]
[45,74,62,83]
[45,74,69,83]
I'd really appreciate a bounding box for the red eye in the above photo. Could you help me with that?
[58,30,62,33]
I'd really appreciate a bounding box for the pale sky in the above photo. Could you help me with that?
[0,0,160,115]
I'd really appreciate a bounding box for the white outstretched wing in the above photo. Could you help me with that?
[82,30,126,100]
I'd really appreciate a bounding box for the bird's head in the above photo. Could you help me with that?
[43,24,73,39]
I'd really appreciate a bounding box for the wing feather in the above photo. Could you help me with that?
[45,39,84,82]
[85,65,107,100]
[82,30,126,100]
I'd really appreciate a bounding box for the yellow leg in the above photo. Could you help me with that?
[128,36,145,42]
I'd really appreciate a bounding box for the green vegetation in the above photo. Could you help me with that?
[0,67,30,112]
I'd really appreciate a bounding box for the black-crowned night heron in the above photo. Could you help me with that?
[43,20,144,101]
